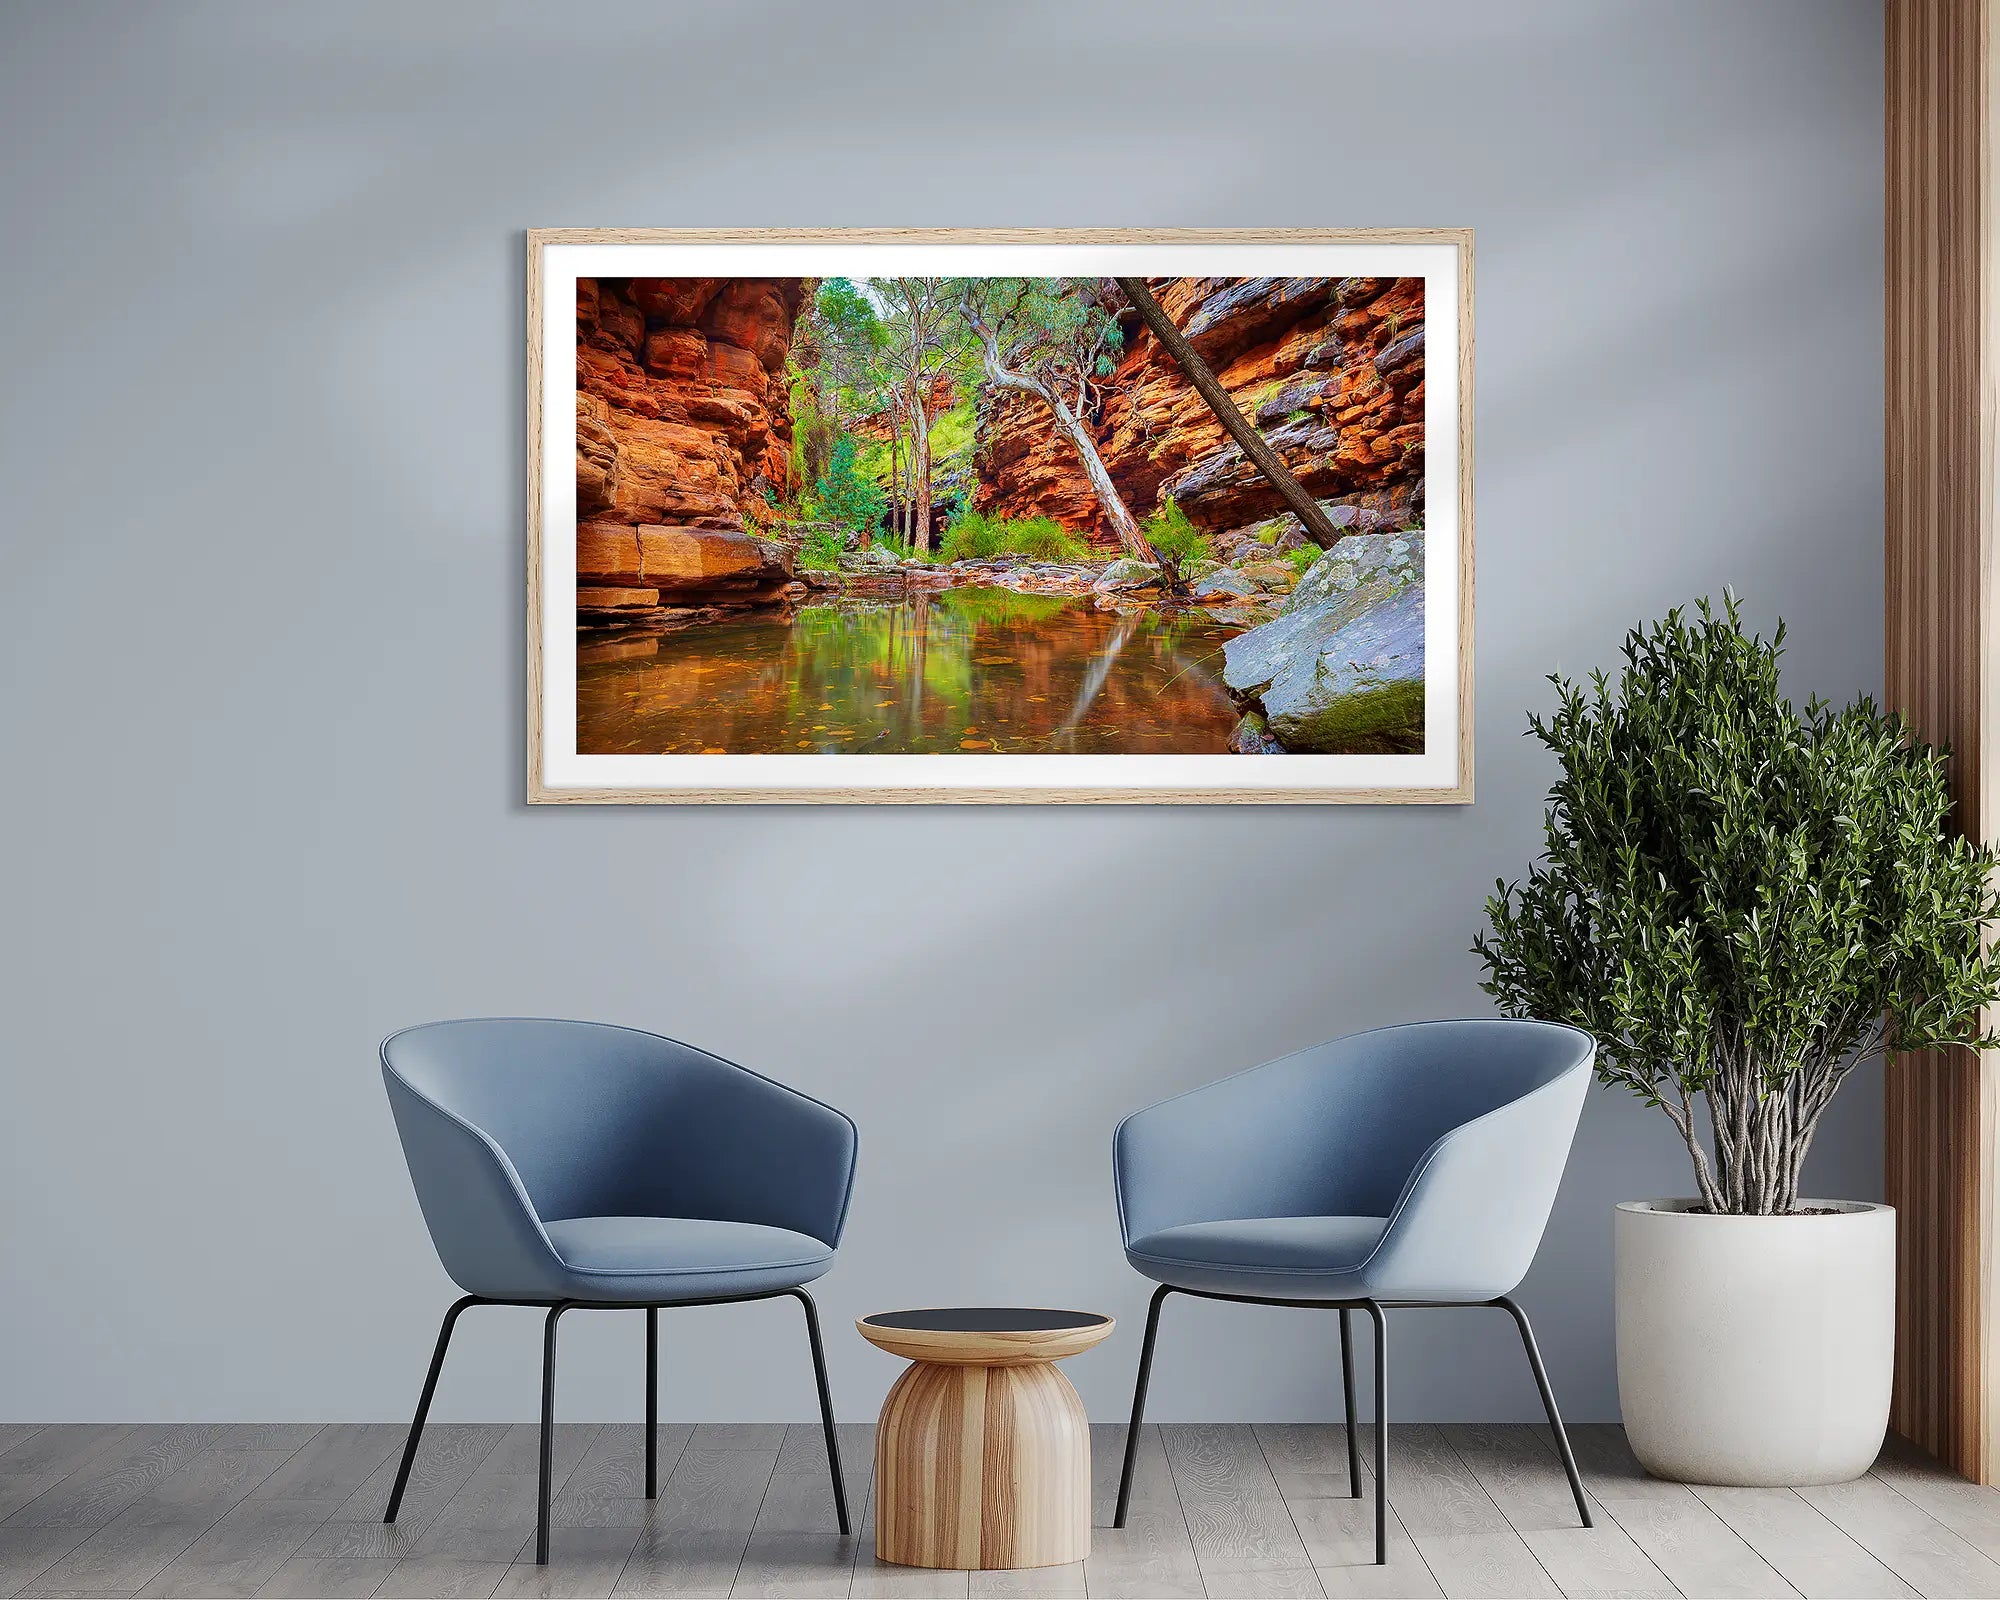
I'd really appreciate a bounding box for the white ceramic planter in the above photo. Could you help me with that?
[1614,1199,1895,1486]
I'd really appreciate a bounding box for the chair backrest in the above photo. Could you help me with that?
[381,1018,857,1297]
[1114,1019,1595,1259]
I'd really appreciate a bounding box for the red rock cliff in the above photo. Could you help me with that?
[575,277,805,528]
[573,278,807,624]
[973,276,1425,544]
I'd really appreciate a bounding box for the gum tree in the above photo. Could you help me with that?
[876,277,959,555]
[957,278,1156,562]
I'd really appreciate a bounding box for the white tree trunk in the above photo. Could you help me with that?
[910,388,932,555]
[965,317,1155,562]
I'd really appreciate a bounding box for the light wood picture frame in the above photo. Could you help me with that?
[528,228,1472,804]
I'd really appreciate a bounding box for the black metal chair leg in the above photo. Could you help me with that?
[1113,1285,1171,1529]
[1338,1306,1362,1499]
[791,1289,850,1536]
[384,1295,479,1523]
[537,1303,571,1565]
[645,1307,659,1499]
[1365,1301,1388,1566]
[1496,1295,1591,1528]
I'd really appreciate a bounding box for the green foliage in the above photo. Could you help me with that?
[787,278,886,491]
[958,279,1124,391]
[1286,409,1313,425]
[854,434,892,488]
[1474,596,2000,1213]
[786,375,835,489]
[1286,544,1320,579]
[1008,518,1089,562]
[798,526,847,572]
[1142,499,1214,569]
[936,510,1002,561]
[937,509,1088,564]
[816,278,881,351]
[929,396,978,473]
[813,435,886,538]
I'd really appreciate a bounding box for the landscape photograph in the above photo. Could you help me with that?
[566,267,1435,766]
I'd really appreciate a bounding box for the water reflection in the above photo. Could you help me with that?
[576,588,1244,755]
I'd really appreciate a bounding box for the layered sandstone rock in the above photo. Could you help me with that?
[973,276,1425,547]
[575,277,806,622]
[575,520,798,623]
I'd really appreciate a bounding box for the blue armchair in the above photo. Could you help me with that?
[1111,1019,1595,1565]
[380,1018,857,1565]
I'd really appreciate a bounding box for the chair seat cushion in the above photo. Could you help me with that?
[1126,1215,1389,1300]
[542,1216,834,1303]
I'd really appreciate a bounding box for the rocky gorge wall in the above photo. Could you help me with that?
[973,275,1427,549]
[573,278,805,620]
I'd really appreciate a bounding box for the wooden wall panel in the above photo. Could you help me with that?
[1884,0,1997,1482]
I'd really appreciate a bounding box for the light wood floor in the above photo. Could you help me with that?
[1,1421,1996,1598]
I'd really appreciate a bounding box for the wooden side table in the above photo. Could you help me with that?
[858,1307,1114,1571]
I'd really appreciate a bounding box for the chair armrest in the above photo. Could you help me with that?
[383,1064,569,1299]
[1114,1061,1366,1244]
[645,1053,858,1248]
[1355,1064,1589,1301]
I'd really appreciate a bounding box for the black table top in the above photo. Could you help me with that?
[860,1307,1110,1334]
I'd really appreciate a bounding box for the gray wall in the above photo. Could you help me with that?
[0,0,1884,1424]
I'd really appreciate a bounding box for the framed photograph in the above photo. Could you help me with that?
[528,229,1471,803]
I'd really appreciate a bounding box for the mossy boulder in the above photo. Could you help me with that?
[1227,710,1287,755]
[1235,559,1299,594]
[1192,568,1260,603]
[1094,558,1162,593]
[1220,532,1425,753]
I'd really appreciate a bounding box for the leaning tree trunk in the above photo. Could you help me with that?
[964,326,1155,561]
[1114,276,1346,549]
[1052,394,1155,561]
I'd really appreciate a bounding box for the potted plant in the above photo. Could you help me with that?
[1474,597,2000,1486]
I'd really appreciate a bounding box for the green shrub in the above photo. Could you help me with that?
[1287,545,1320,579]
[937,510,1088,564]
[813,435,886,538]
[798,525,847,572]
[938,509,1004,562]
[1475,597,2000,1215]
[1142,498,1214,569]
[1006,517,1088,563]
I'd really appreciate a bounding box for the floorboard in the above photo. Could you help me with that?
[296,1425,504,1561]
[254,1554,396,1597]
[1161,1421,1315,1579]
[613,1441,777,1597]
[1796,1473,2000,1598]
[1083,1425,1203,1600]
[1691,1482,1915,1599]
[1565,1426,1792,1599]
[7,1424,2000,1598]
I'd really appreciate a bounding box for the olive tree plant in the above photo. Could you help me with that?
[1474,597,2000,1216]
